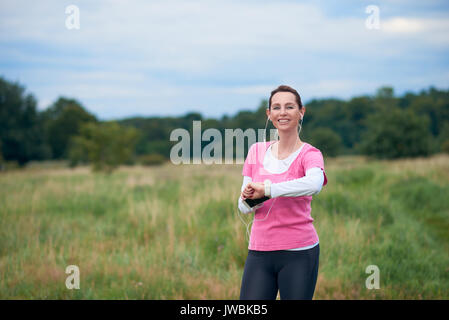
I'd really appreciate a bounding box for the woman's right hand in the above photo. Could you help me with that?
[241,183,255,200]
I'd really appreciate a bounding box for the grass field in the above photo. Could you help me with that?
[1,154,448,299]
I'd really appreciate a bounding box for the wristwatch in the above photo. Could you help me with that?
[264,179,272,198]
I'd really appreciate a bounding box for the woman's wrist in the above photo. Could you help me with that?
[264,179,272,198]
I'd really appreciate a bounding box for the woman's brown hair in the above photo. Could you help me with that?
[269,85,303,110]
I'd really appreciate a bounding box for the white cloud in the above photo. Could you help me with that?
[382,17,424,33]
[380,16,449,46]
[1,0,448,118]
[226,85,276,95]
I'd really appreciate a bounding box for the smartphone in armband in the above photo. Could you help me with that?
[243,196,270,210]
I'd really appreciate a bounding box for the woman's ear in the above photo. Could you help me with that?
[266,109,271,121]
[300,106,306,120]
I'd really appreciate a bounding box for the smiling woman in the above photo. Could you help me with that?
[238,85,328,300]
[267,85,305,156]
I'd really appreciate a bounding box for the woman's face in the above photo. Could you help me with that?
[267,91,305,132]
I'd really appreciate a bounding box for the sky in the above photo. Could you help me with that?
[1,0,448,120]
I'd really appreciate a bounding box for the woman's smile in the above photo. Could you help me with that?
[278,119,290,125]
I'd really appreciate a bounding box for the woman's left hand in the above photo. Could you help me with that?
[245,182,265,199]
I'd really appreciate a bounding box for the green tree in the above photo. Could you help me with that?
[304,98,348,148]
[358,108,432,159]
[408,87,449,139]
[0,140,4,169]
[41,97,97,159]
[376,86,394,99]
[340,96,376,150]
[305,127,343,157]
[0,77,49,165]
[437,122,449,153]
[69,121,139,173]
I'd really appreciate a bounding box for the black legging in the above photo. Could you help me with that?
[239,244,320,300]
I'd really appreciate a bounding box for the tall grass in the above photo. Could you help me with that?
[0,154,448,299]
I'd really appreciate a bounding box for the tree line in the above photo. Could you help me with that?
[1,76,448,172]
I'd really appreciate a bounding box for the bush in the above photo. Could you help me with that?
[358,108,432,159]
[0,160,20,171]
[442,139,449,154]
[68,121,139,173]
[306,127,343,157]
[138,154,166,166]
